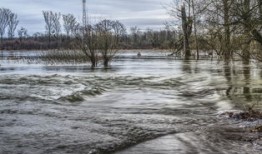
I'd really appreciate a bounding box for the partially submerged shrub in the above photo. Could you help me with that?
[40,50,88,64]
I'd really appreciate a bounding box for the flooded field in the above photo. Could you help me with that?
[0,50,261,154]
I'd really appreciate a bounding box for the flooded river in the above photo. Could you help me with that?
[0,50,261,154]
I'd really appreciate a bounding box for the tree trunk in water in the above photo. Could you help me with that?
[192,0,199,60]
[223,0,231,62]
[181,4,191,60]
[242,43,250,64]
[243,60,251,100]
[242,0,251,64]
[224,61,232,99]
[256,0,262,51]
[103,58,109,68]
[91,58,97,69]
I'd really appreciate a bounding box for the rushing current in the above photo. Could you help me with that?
[0,50,261,154]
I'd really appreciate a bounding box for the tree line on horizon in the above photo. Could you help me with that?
[0,0,262,65]
[0,8,178,51]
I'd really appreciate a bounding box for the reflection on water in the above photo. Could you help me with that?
[224,62,233,99]
[182,60,192,74]
[243,60,252,101]
[0,50,261,154]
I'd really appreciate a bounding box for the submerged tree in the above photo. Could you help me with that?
[95,20,126,67]
[73,19,126,68]
[82,24,99,68]
[181,3,192,60]
[167,1,193,59]
[199,0,234,60]
[222,0,232,61]
[191,0,199,59]
[228,0,262,62]
[72,22,99,68]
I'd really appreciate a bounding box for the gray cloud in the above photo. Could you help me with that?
[1,0,172,35]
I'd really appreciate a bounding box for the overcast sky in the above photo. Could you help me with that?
[1,0,173,35]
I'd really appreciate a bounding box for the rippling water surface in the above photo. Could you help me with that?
[0,50,261,154]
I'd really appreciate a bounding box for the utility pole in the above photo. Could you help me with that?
[82,0,87,27]
[82,0,87,48]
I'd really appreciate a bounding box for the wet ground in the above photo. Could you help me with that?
[0,50,261,154]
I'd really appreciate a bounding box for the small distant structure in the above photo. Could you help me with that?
[137,52,141,57]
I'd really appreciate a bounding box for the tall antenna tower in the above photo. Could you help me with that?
[82,0,87,27]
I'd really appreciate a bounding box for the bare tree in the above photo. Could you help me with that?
[181,4,192,60]
[250,0,262,46]
[43,11,53,48]
[191,0,199,59]
[52,12,61,38]
[228,0,262,61]
[235,0,252,63]
[130,26,141,46]
[52,12,61,48]
[72,23,99,68]
[222,0,232,61]
[43,11,61,47]
[205,0,234,60]
[95,20,126,67]
[83,25,99,68]
[197,0,234,60]
[7,12,19,39]
[0,8,11,43]
[72,19,126,68]
[167,1,194,59]
[63,14,77,38]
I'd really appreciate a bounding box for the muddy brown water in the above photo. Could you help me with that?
[0,50,261,154]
